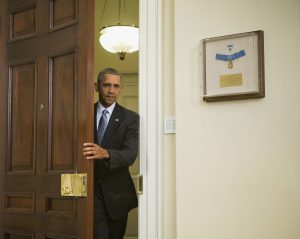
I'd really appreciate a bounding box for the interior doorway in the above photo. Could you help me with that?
[94,1,139,238]
[94,1,164,238]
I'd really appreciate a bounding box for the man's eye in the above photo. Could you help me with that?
[102,84,120,88]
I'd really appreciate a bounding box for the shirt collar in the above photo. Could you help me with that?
[97,102,116,115]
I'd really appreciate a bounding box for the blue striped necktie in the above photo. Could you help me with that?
[97,109,108,145]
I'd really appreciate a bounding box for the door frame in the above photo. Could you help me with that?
[139,0,163,239]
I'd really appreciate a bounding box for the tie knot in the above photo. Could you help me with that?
[102,109,108,116]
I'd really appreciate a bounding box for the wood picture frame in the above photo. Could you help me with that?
[202,30,265,102]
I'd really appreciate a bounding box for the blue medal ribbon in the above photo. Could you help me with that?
[216,50,246,61]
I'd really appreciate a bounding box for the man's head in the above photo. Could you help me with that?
[95,68,123,107]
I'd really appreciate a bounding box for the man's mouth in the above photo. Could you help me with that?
[105,95,115,100]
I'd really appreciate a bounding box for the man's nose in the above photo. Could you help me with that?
[107,85,115,92]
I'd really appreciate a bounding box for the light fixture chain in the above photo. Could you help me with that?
[122,0,126,24]
[118,0,121,24]
[99,0,108,27]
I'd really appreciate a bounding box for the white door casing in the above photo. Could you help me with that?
[139,0,163,239]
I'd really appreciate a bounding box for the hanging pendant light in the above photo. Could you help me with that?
[99,25,139,60]
[98,0,139,60]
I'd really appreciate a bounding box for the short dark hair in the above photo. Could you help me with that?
[97,68,122,84]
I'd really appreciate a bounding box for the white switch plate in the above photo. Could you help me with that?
[164,117,176,134]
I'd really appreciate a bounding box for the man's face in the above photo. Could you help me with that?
[96,73,122,107]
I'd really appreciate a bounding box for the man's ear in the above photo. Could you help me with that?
[94,82,99,92]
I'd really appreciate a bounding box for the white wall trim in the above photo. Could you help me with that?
[139,0,163,239]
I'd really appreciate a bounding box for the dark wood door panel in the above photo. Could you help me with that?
[9,2,37,40]
[8,60,36,174]
[50,0,78,31]
[49,50,77,172]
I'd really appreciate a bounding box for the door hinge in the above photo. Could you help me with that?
[136,174,143,195]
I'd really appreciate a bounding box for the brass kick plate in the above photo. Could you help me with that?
[61,173,87,197]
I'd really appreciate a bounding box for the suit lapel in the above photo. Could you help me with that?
[94,103,98,143]
[101,103,124,146]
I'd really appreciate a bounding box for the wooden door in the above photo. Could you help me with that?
[0,0,94,238]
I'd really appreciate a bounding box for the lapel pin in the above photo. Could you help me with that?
[115,118,119,122]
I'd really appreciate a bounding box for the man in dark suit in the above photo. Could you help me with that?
[83,68,139,239]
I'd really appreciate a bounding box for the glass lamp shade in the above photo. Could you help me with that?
[99,25,139,59]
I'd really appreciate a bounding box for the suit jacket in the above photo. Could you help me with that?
[94,102,139,219]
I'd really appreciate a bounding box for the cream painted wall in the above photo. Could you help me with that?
[174,0,300,239]
[162,0,177,239]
